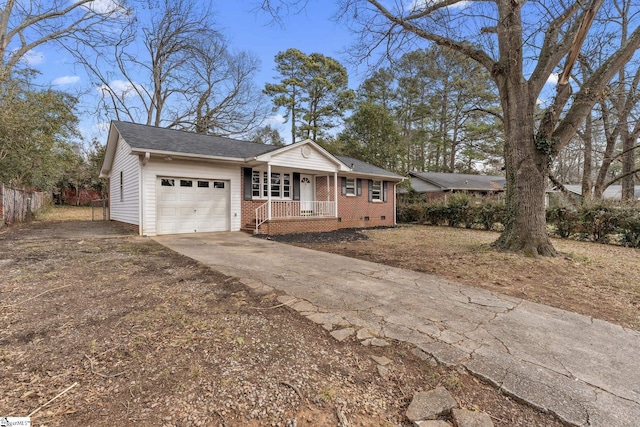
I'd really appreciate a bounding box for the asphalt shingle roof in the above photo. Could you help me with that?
[113,121,277,159]
[112,121,402,179]
[337,155,403,179]
[410,171,505,191]
[563,184,640,200]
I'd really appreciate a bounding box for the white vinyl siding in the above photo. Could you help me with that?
[109,137,140,226]
[141,159,241,236]
[267,145,338,172]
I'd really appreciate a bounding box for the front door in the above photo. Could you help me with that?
[300,175,313,214]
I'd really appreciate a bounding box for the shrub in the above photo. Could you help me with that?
[446,193,471,228]
[547,207,579,238]
[617,211,640,248]
[579,203,619,244]
[423,202,448,226]
[471,201,506,231]
[396,201,426,223]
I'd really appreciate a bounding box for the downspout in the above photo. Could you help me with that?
[394,182,398,226]
[138,154,148,236]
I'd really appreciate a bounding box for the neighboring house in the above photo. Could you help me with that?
[550,185,640,205]
[404,171,506,201]
[99,121,403,236]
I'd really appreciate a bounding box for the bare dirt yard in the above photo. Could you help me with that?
[0,207,564,426]
[272,224,640,331]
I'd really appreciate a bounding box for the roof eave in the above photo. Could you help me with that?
[99,123,120,178]
[345,171,404,181]
[129,148,246,163]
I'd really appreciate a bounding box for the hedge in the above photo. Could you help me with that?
[398,197,640,248]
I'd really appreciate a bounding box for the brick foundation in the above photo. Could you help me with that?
[259,217,339,235]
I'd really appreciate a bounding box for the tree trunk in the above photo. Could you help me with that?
[495,81,556,256]
[621,132,635,201]
[581,113,593,203]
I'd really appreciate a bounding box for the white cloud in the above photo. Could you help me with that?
[407,0,471,12]
[85,0,124,14]
[19,50,44,66]
[546,73,559,85]
[265,114,286,126]
[98,79,143,99]
[52,75,81,86]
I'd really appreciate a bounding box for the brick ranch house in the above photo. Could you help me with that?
[99,121,403,236]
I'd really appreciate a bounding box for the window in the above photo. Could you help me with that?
[213,181,225,189]
[120,171,124,202]
[250,170,293,199]
[197,181,209,188]
[180,180,193,187]
[345,178,356,196]
[371,180,382,201]
[161,179,175,187]
[252,171,261,197]
[283,173,291,198]
[271,172,281,197]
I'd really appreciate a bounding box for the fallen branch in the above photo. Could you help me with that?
[1,284,72,308]
[212,409,227,427]
[280,380,306,406]
[84,354,126,378]
[28,382,78,417]
[248,298,298,310]
[336,403,350,427]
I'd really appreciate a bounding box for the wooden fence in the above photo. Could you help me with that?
[0,184,50,228]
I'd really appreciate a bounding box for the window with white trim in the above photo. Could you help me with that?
[251,170,292,199]
[371,180,382,201]
[271,172,281,197]
[345,178,356,196]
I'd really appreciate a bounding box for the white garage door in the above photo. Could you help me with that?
[156,178,230,235]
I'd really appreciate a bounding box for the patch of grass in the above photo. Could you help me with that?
[298,225,640,330]
[38,205,93,222]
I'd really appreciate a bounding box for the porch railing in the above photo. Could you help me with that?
[255,200,336,233]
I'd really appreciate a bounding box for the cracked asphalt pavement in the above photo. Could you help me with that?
[155,232,640,427]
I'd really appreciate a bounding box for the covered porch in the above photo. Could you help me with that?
[252,171,339,234]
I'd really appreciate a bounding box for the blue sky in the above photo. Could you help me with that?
[20,0,564,147]
[25,1,362,146]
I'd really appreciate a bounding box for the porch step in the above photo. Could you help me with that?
[240,223,257,234]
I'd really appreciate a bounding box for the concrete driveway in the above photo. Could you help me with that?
[154,231,640,427]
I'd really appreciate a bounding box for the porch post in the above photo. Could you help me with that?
[267,163,272,220]
[333,171,338,217]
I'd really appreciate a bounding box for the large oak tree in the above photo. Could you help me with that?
[335,0,640,255]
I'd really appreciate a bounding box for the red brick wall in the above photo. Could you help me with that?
[315,176,335,201]
[337,178,395,229]
[260,218,339,234]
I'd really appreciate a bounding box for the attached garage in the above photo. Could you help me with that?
[156,177,230,234]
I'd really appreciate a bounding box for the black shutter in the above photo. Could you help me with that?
[356,179,362,196]
[368,179,373,202]
[383,181,388,202]
[243,168,252,200]
[293,172,301,201]
[341,177,346,196]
